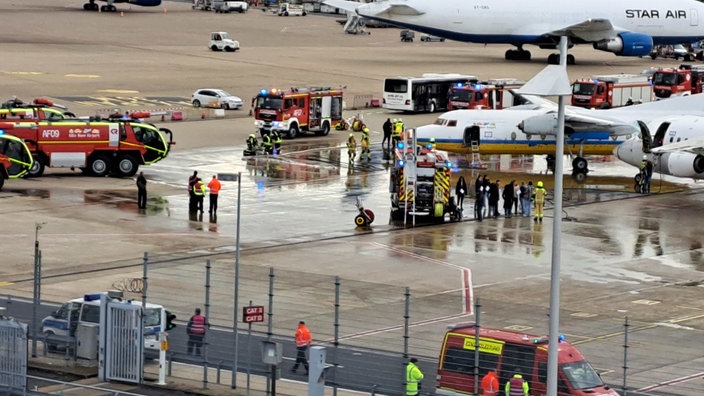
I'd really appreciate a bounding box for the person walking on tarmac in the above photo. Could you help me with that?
[186,307,209,356]
[455,176,467,211]
[481,369,499,396]
[136,171,147,210]
[261,132,273,155]
[382,118,392,151]
[505,370,529,396]
[406,357,424,396]
[533,180,547,223]
[360,128,371,162]
[207,175,221,215]
[272,129,283,155]
[193,177,206,214]
[291,321,312,375]
[347,133,357,165]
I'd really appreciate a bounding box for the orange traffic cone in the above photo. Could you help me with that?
[201,111,206,119]
[120,11,124,17]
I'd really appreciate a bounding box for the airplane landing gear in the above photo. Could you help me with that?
[83,1,99,10]
[505,47,531,61]
[547,53,575,65]
[100,4,117,12]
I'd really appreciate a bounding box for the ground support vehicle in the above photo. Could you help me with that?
[253,87,344,139]
[278,3,305,16]
[649,44,693,61]
[1,97,76,120]
[651,64,704,99]
[420,33,445,42]
[41,291,175,358]
[215,0,247,13]
[0,134,33,190]
[389,131,455,222]
[209,32,240,52]
[383,73,478,113]
[400,30,415,42]
[436,326,620,396]
[571,74,652,108]
[447,79,524,110]
[0,112,173,178]
[193,0,213,10]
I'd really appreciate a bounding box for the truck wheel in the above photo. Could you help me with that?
[650,53,657,60]
[210,45,219,51]
[192,99,201,107]
[225,46,235,52]
[355,215,367,227]
[116,155,138,177]
[317,122,330,136]
[287,124,299,139]
[89,155,110,177]
[28,155,45,178]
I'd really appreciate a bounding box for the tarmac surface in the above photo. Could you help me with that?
[1,1,704,395]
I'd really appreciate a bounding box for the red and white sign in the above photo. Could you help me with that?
[242,305,265,323]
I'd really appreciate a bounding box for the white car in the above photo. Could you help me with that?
[420,33,445,42]
[191,89,243,109]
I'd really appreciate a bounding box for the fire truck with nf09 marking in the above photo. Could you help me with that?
[0,133,33,190]
[0,112,173,178]
[253,87,344,139]
[389,129,458,222]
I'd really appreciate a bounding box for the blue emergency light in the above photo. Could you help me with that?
[426,143,433,149]
[446,161,453,168]
[397,159,405,167]
[260,89,267,95]
[455,82,464,88]
[473,83,483,90]
[397,142,405,149]
[0,130,4,135]
[84,293,102,302]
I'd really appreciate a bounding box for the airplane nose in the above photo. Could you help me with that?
[517,121,524,131]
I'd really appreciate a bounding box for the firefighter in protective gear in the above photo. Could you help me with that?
[391,118,402,147]
[272,130,283,155]
[533,180,547,223]
[245,134,259,155]
[360,133,371,162]
[347,134,357,164]
[406,358,424,396]
[505,371,529,396]
[262,133,273,155]
[640,155,653,194]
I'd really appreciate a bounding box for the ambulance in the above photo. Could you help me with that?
[436,326,620,396]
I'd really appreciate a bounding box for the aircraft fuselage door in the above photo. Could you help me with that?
[652,122,670,148]
[691,9,699,26]
[463,126,480,147]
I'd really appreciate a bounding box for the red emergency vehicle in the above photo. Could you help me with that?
[447,79,524,110]
[652,64,704,99]
[0,133,33,190]
[571,74,652,108]
[0,112,173,178]
[436,326,619,396]
[253,87,344,139]
[0,98,76,121]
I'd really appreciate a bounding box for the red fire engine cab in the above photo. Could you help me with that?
[253,87,344,139]
[447,79,524,110]
[0,112,174,178]
[0,98,76,120]
[652,64,704,99]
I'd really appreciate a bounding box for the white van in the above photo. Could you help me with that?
[41,291,173,355]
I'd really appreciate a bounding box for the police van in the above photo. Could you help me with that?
[436,326,620,396]
[41,291,174,356]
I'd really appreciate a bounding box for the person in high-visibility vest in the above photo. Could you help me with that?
[291,321,312,375]
[391,118,402,147]
[481,369,499,396]
[272,130,283,155]
[360,127,371,161]
[406,358,424,396]
[347,134,357,165]
[193,178,206,214]
[186,307,209,356]
[505,371,529,396]
[262,133,273,155]
[533,180,547,223]
[207,175,221,215]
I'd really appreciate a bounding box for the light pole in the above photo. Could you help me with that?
[231,172,242,389]
[32,222,46,358]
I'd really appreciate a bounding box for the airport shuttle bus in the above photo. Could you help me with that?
[436,326,620,396]
[382,73,478,113]
[0,133,33,190]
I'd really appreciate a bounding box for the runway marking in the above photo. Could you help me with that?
[97,89,140,94]
[637,371,704,392]
[570,312,598,318]
[632,299,660,305]
[2,71,43,75]
[0,282,14,286]
[64,73,100,78]
[505,325,532,331]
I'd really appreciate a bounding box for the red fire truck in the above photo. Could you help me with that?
[0,98,76,121]
[652,64,704,99]
[0,133,33,190]
[447,79,524,110]
[0,112,173,178]
[253,87,344,139]
[571,74,652,108]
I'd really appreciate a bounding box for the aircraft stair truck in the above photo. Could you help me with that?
[253,87,344,139]
[278,2,305,16]
[652,64,704,99]
[571,74,653,108]
[0,133,33,191]
[0,98,76,120]
[389,132,455,222]
[0,112,174,178]
[447,79,525,110]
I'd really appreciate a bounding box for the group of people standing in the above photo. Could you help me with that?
[188,171,221,217]
[468,175,548,223]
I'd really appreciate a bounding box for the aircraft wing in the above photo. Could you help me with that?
[546,19,616,42]
[322,0,423,16]
[519,110,638,137]
[322,0,365,13]
[508,93,557,111]
[651,137,704,156]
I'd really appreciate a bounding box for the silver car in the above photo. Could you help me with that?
[191,89,243,109]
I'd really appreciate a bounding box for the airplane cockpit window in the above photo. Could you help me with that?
[433,118,448,126]
[448,120,457,127]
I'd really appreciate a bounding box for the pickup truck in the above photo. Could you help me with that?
[215,0,248,13]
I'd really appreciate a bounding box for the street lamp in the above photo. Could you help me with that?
[32,222,46,358]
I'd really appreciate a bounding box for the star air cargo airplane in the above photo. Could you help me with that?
[80,0,161,12]
[414,93,704,175]
[616,118,704,180]
[323,0,704,64]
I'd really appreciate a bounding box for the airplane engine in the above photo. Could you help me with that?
[660,152,704,178]
[593,32,653,57]
[517,114,557,136]
[129,0,162,6]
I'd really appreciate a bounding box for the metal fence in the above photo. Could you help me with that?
[0,316,27,396]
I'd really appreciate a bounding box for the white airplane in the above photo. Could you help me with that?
[414,93,704,175]
[616,118,704,180]
[81,0,161,12]
[323,0,704,64]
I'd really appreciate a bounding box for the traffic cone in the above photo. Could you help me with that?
[201,111,206,119]
[120,11,124,16]
[163,7,167,13]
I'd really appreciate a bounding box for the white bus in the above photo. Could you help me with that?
[382,73,478,113]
